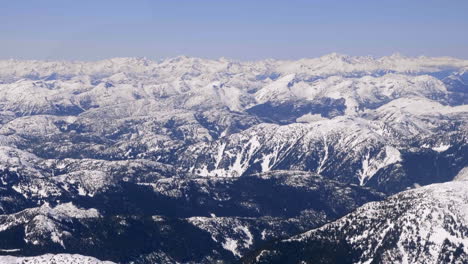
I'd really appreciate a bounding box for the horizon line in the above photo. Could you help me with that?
[1,52,467,63]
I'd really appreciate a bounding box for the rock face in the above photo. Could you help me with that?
[244,180,468,264]
[0,54,467,263]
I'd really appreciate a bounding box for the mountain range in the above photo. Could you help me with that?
[0,54,466,263]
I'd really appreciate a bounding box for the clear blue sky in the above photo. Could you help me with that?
[1,0,468,60]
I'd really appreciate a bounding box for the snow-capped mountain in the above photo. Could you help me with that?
[245,179,468,264]
[0,54,466,263]
[180,98,467,193]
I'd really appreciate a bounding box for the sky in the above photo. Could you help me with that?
[1,0,468,61]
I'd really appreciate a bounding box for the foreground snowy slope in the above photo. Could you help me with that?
[244,179,468,264]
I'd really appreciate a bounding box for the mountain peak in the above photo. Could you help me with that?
[319,52,351,61]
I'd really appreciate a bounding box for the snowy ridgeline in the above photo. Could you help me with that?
[0,54,467,115]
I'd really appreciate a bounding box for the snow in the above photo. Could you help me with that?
[376,97,468,117]
[356,146,402,185]
[316,135,329,175]
[0,254,115,264]
[228,136,262,177]
[454,167,468,181]
[0,203,100,247]
[220,225,254,258]
[432,144,450,152]
[288,181,468,264]
[214,142,227,169]
[237,225,254,248]
[296,113,326,123]
[0,249,20,253]
[255,74,296,103]
[260,153,274,172]
[222,238,241,257]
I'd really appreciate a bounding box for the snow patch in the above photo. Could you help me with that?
[222,238,241,258]
[432,144,450,152]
